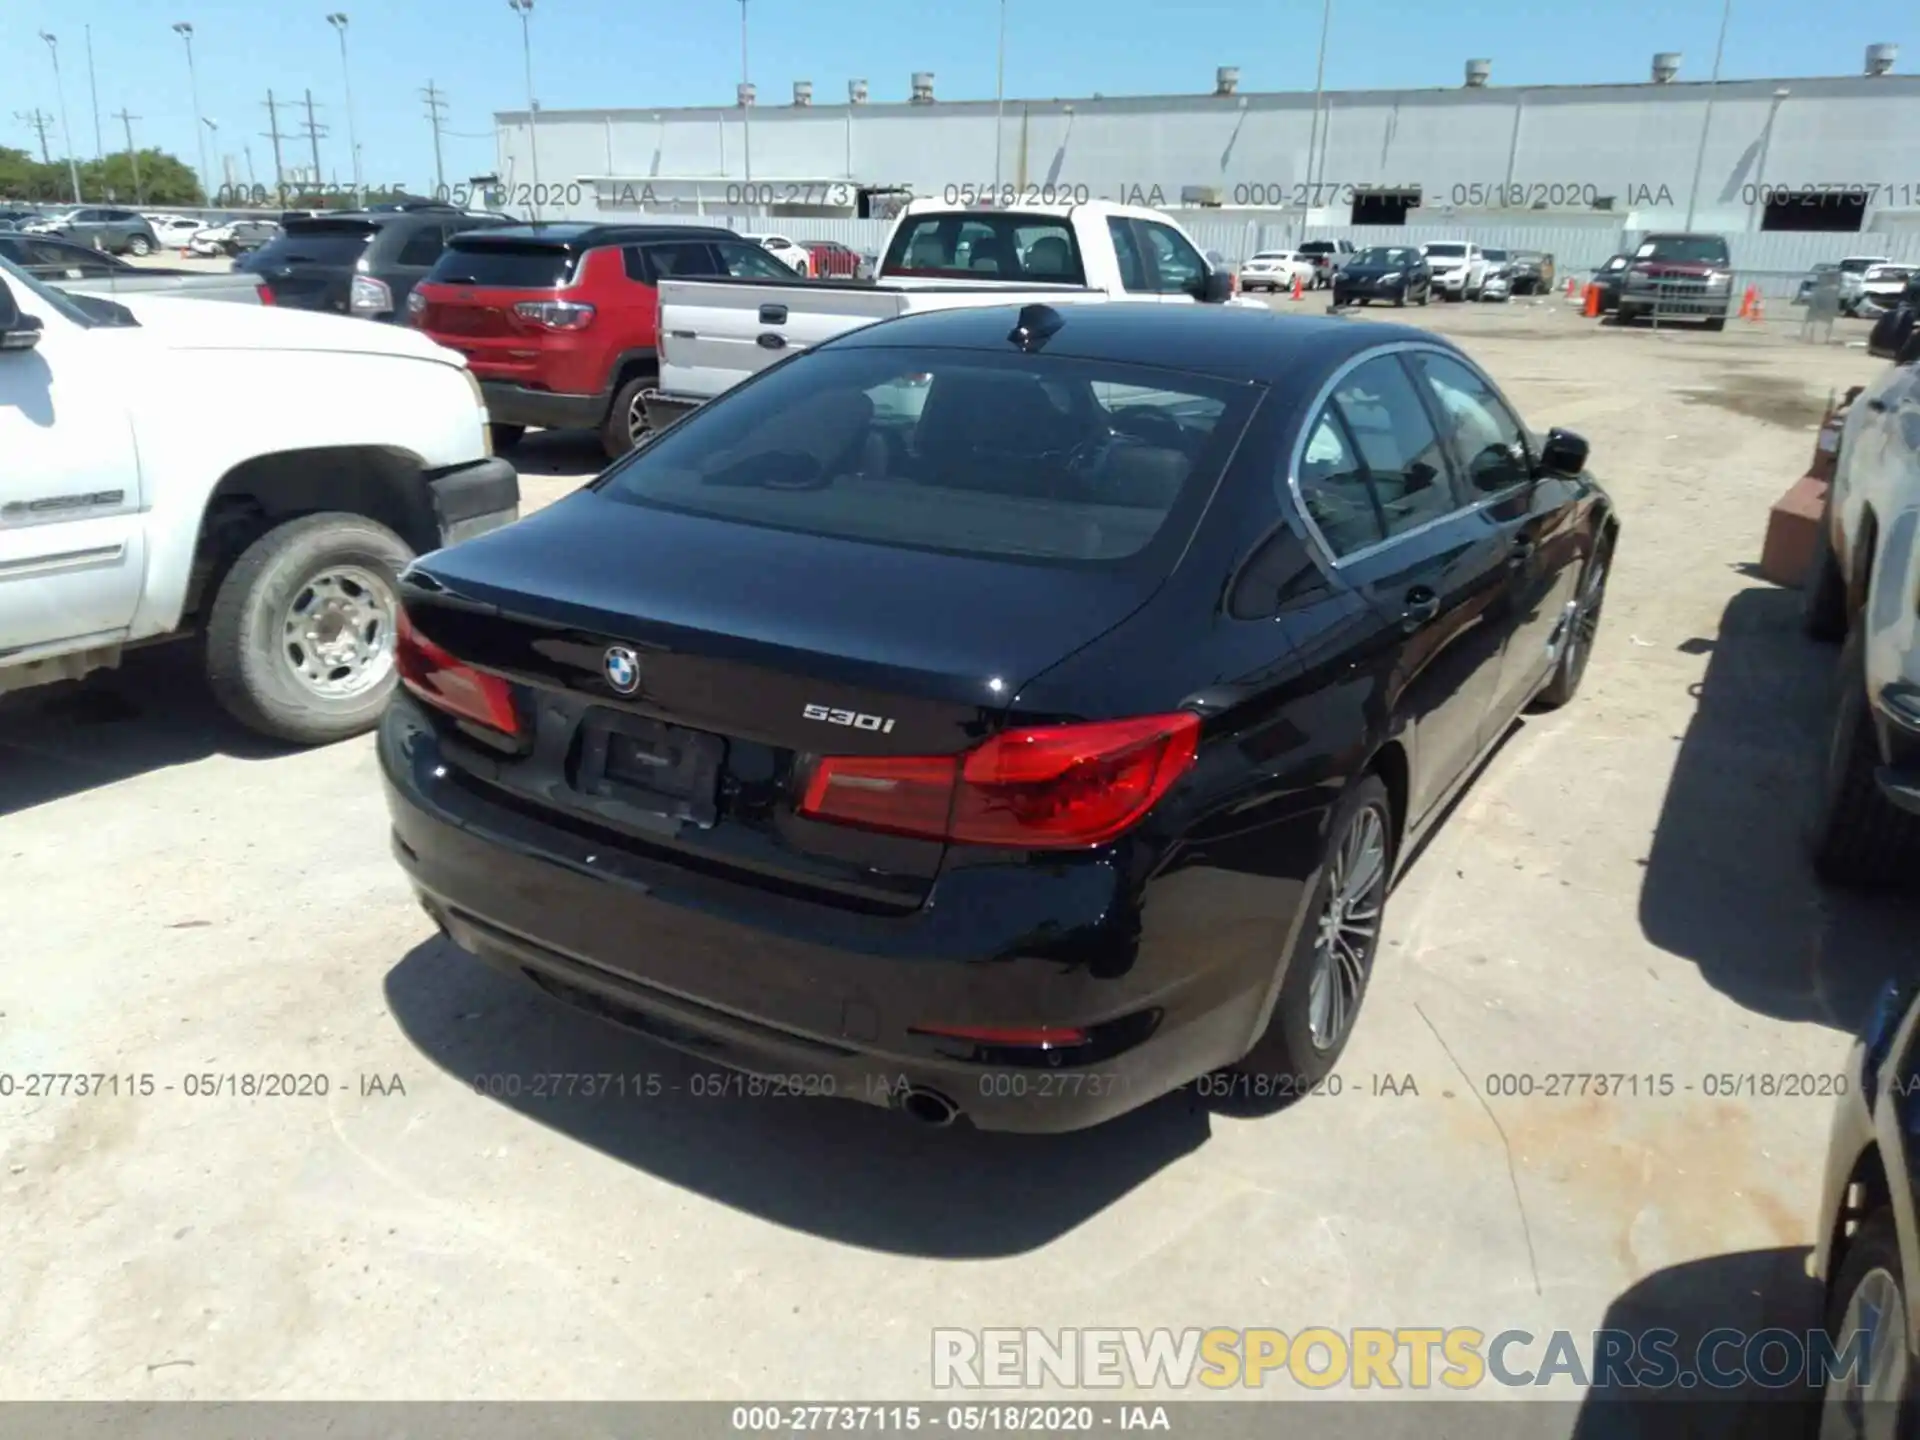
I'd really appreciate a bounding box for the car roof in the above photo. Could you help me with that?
[449,221,739,249]
[826,302,1449,383]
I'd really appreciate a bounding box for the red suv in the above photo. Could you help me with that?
[407,222,795,458]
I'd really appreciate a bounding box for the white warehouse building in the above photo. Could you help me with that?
[492,47,1920,277]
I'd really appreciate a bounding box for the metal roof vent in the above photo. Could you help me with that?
[793,80,812,106]
[1866,42,1897,75]
[910,71,935,103]
[1215,66,1240,96]
[737,81,756,107]
[1464,58,1491,87]
[1652,52,1680,83]
[848,78,868,104]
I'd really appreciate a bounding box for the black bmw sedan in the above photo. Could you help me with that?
[381,303,1618,1133]
[1332,245,1432,308]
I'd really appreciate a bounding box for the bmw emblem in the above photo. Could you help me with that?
[603,646,641,695]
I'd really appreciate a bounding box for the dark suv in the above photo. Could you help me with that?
[235,205,513,321]
[409,222,793,457]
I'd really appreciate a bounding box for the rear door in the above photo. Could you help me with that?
[251,219,378,313]
[1292,350,1515,824]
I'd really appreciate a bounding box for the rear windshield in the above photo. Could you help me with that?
[1638,236,1730,264]
[249,224,375,266]
[595,346,1257,569]
[1298,242,1336,256]
[1424,243,1466,258]
[1483,248,1509,260]
[882,213,1087,284]
[1840,258,1884,274]
[428,241,575,287]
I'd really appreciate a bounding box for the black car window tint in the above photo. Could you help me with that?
[1296,407,1386,557]
[394,225,448,267]
[1410,353,1530,496]
[1330,356,1456,538]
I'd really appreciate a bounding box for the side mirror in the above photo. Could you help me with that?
[1200,269,1233,304]
[0,283,43,352]
[1539,427,1589,477]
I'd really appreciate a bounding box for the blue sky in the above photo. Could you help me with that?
[2,0,1906,197]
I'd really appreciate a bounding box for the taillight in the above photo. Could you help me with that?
[798,713,1200,849]
[394,605,520,736]
[350,274,394,315]
[255,283,275,305]
[513,299,595,330]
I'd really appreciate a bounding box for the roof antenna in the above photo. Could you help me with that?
[1007,303,1065,351]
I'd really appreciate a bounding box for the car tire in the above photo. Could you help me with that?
[1809,627,1920,889]
[1228,773,1395,1090]
[1417,287,1429,307]
[1803,482,1850,642]
[1533,534,1612,711]
[488,423,526,452]
[1818,1207,1914,1432]
[1704,316,1727,332]
[204,512,414,747]
[1393,291,1406,308]
[127,235,152,257]
[602,374,656,460]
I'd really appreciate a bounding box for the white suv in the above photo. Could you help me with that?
[1422,240,1487,301]
[1804,335,1920,883]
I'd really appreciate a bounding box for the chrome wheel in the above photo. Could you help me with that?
[281,564,398,700]
[1820,1267,1909,1438]
[1307,802,1388,1051]
[1562,552,1609,684]
[627,390,651,447]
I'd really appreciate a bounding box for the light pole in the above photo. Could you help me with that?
[172,23,211,203]
[39,33,85,203]
[1306,0,1333,206]
[1683,0,1733,232]
[738,0,752,185]
[1751,86,1788,231]
[507,0,540,221]
[325,14,364,208]
[993,0,1007,193]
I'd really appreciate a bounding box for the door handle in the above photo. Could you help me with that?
[1401,587,1441,632]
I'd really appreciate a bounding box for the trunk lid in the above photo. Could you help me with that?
[401,491,1161,907]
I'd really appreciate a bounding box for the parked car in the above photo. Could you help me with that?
[190,218,281,257]
[378,302,1617,1134]
[0,232,269,304]
[1477,248,1513,300]
[743,233,813,276]
[1803,327,1920,883]
[645,199,1244,428]
[1836,255,1894,316]
[236,207,512,323]
[805,239,864,279]
[0,207,44,227]
[1868,273,1920,360]
[1422,240,1488,301]
[23,206,160,256]
[1859,264,1916,318]
[145,215,205,249]
[1508,250,1555,295]
[1331,245,1431,308]
[1615,232,1734,330]
[1588,254,1631,313]
[407,222,792,458]
[0,254,518,743]
[1296,238,1356,290]
[1812,978,1920,1425]
[1241,249,1316,293]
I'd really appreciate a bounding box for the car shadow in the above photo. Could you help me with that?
[1569,1245,1822,1440]
[1639,585,1920,1032]
[0,641,292,817]
[382,935,1212,1258]
[505,429,609,479]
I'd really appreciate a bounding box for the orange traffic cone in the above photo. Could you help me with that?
[1291,274,1304,301]
[1565,277,1578,299]
[1738,284,1757,319]
[1746,289,1764,322]
[1582,284,1600,318]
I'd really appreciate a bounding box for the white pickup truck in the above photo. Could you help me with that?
[641,199,1245,428]
[0,257,519,745]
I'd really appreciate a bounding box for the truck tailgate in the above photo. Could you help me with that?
[58,273,267,305]
[657,280,911,402]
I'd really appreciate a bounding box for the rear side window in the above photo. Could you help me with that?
[883,213,1085,284]
[1107,219,1148,291]
[393,225,448,267]
[627,240,722,282]
[595,346,1254,569]
[428,242,575,287]
[254,224,377,267]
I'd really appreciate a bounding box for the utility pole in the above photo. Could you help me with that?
[85,26,104,158]
[114,109,145,204]
[39,33,85,203]
[298,91,329,204]
[421,81,448,198]
[173,23,211,204]
[17,110,55,165]
[261,90,289,204]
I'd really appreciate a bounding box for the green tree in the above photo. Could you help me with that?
[0,145,205,206]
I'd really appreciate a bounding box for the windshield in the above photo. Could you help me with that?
[1355,248,1417,266]
[0,254,116,328]
[1638,236,1731,265]
[428,242,577,287]
[595,344,1257,569]
[882,213,1087,284]
[250,225,376,267]
[1483,248,1509,261]
[1425,243,1466,259]
[1840,259,1883,274]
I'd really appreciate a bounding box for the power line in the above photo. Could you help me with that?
[298,90,330,194]
[420,80,448,197]
[112,107,144,205]
[16,109,55,165]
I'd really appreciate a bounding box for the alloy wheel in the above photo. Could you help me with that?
[1306,802,1389,1051]
[280,564,398,700]
[627,391,651,447]
[1562,552,1609,685]
[1820,1267,1910,1438]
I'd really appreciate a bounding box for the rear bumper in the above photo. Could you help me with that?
[480,382,608,432]
[378,697,1291,1134]
[425,456,520,547]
